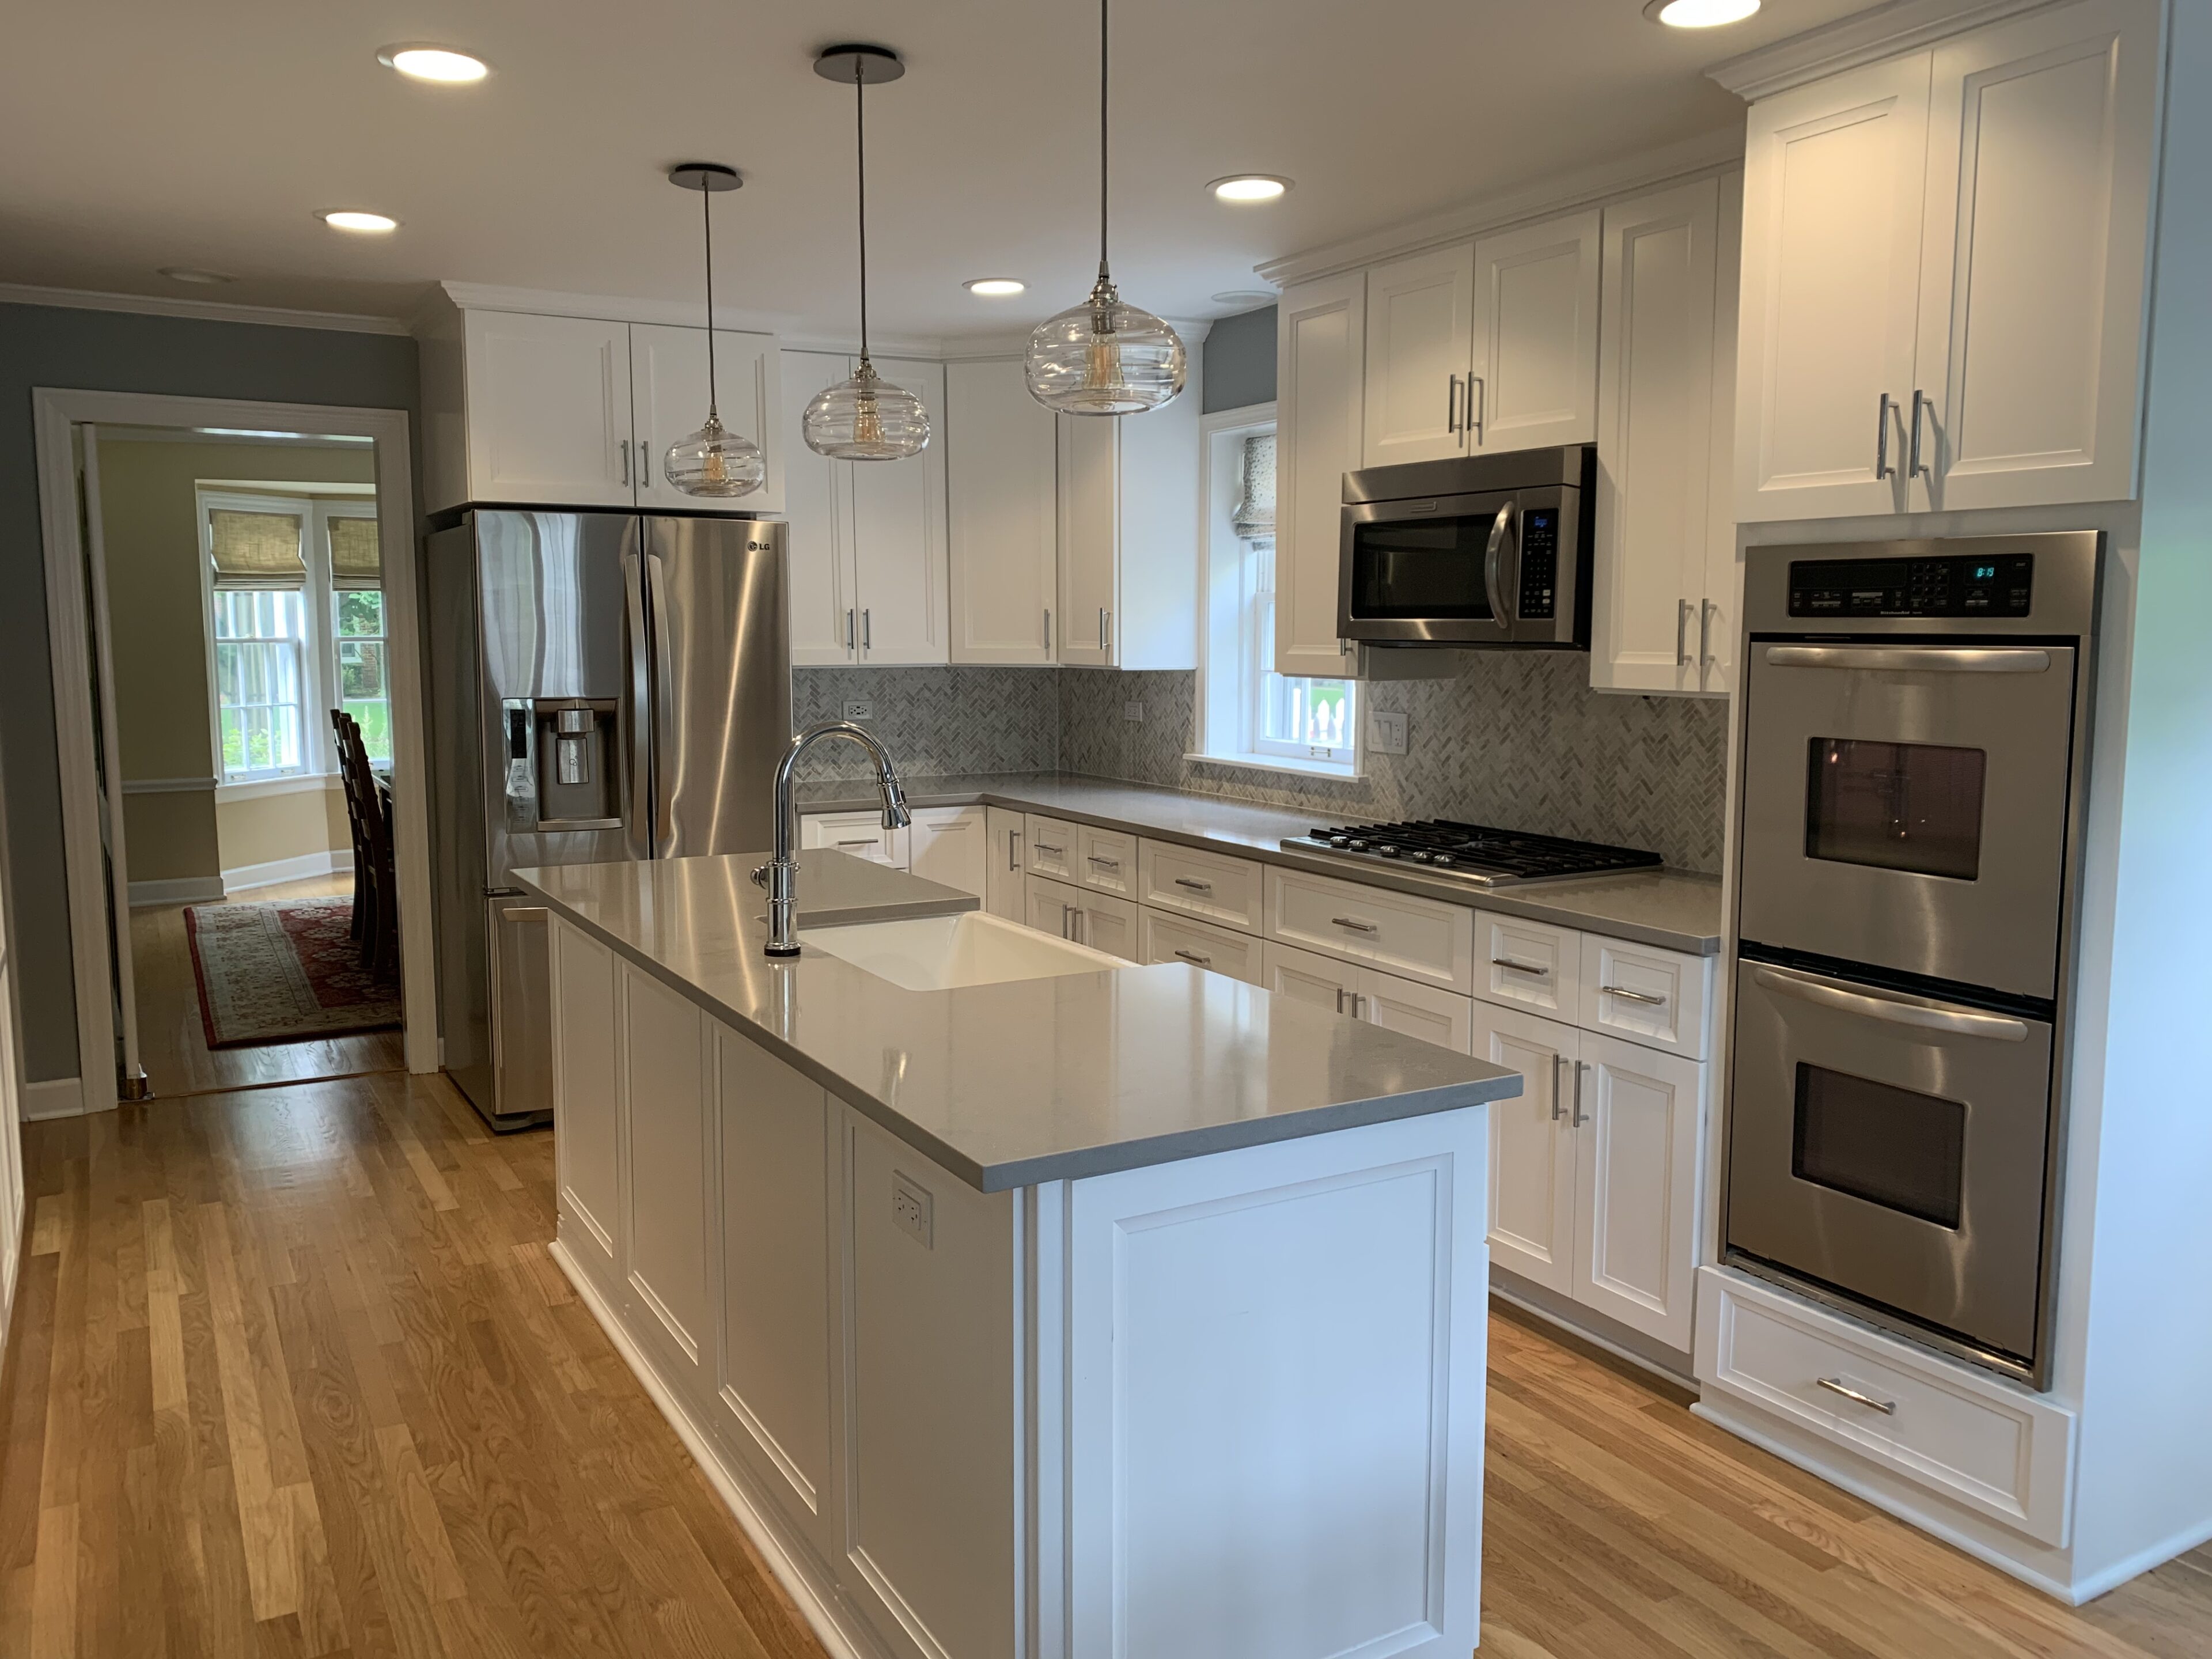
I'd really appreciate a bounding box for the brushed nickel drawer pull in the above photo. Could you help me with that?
[1172,876,1213,893]
[1570,1060,1589,1128]
[1601,984,1667,1006]
[1032,841,1065,857]
[1172,949,1212,967]
[1088,855,1121,870]
[1550,1054,1567,1122]
[1331,916,1378,934]
[1491,956,1548,976]
[1816,1377,1896,1415]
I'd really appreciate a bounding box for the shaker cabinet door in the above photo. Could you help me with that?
[1571,1032,1703,1352]
[850,357,950,665]
[630,323,785,514]
[1471,1003,1579,1296]
[1362,243,1475,467]
[1469,210,1601,456]
[464,311,635,509]
[782,351,858,664]
[1274,274,1365,681]
[947,358,1058,664]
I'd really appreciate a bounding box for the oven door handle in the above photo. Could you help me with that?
[1753,966,2029,1042]
[1483,500,1518,635]
[1762,645,2052,675]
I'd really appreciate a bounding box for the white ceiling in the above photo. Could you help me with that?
[0,0,1872,343]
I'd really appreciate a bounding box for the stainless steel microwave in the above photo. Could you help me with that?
[1338,445,1596,649]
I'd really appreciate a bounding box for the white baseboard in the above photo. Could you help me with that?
[21,1076,87,1120]
[221,849,354,893]
[128,875,228,908]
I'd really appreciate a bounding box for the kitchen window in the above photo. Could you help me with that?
[199,490,385,785]
[1195,408,1358,778]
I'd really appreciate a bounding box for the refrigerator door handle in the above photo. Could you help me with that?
[645,551,678,858]
[623,550,653,858]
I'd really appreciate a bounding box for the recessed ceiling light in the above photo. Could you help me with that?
[319,210,399,233]
[160,266,236,285]
[377,44,490,82]
[965,278,1027,297]
[1643,0,1760,26]
[1211,290,1277,308]
[1209,175,1292,203]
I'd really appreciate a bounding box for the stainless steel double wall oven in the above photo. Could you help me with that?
[1725,532,2100,1386]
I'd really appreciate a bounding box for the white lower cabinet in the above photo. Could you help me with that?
[551,918,621,1292]
[907,805,987,899]
[1267,867,1476,994]
[1029,875,1140,961]
[800,810,907,868]
[1139,907,1266,986]
[1473,1004,1705,1351]
[1023,813,1079,882]
[617,961,714,1406]
[983,806,1026,922]
[1263,942,1474,1051]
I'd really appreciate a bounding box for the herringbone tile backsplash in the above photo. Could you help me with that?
[796,657,1729,872]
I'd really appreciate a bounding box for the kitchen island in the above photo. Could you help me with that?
[516,849,1520,1659]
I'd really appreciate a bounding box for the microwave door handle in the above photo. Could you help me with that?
[1483,501,1518,634]
[1762,645,2052,675]
[1752,965,2030,1042]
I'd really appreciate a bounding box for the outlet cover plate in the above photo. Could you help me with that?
[1124,701,1144,722]
[891,1172,934,1248]
[1370,711,1408,755]
[843,699,875,722]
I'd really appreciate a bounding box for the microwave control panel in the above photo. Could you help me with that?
[1789,553,2035,618]
[1518,509,1558,619]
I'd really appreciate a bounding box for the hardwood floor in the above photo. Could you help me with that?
[1,1073,2205,1659]
[129,875,404,1102]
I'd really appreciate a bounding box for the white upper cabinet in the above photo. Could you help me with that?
[779,351,950,666]
[1054,373,1202,671]
[628,322,785,515]
[1469,210,1601,455]
[1361,244,1475,466]
[1590,176,1732,696]
[460,312,636,509]
[1910,0,2158,512]
[1737,53,1930,521]
[1056,414,1119,667]
[1736,0,2157,521]
[1273,273,1365,682]
[947,358,1058,664]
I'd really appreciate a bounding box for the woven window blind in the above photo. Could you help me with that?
[1233,433,1277,537]
[207,509,306,590]
[328,516,382,589]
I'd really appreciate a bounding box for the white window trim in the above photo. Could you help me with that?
[1192,402,1363,780]
[198,488,380,794]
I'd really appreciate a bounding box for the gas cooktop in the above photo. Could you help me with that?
[1281,820,1662,887]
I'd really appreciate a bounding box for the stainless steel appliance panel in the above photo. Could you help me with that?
[635,516,791,857]
[1737,642,2077,998]
[425,524,494,1114]
[1726,958,2055,1366]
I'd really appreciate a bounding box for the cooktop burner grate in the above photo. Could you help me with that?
[1281,819,1662,885]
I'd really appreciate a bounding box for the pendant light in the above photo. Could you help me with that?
[1025,0,1185,416]
[665,162,767,497]
[804,45,931,461]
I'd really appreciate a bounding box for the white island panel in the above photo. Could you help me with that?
[620,963,713,1403]
[552,919,620,1289]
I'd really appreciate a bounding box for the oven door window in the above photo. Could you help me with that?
[1792,1063,1965,1229]
[1805,738,1987,880]
[1347,517,1495,620]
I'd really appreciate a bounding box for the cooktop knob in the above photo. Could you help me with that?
[1432,853,1454,866]
[1378,844,1400,858]
[1348,838,1368,850]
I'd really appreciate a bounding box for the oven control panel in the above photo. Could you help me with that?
[1789,553,2035,618]
[1518,509,1558,619]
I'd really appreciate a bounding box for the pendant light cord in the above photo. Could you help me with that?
[1099,0,1110,279]
[700,182,720,419]
[855,59,872,365]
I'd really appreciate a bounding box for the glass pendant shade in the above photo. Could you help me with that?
[805,360,930,460]
[665,412,766,496]
[1027,274,1185,415]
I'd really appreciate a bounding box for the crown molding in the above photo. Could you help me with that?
[1706,0,2055,99]
[0,281,410,336]
[1256,127,1744,289]
[435,279,801,338]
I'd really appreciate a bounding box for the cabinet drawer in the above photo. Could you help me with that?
[1140,908,1264,986]
[1266,868,1475,993]
[801,812,909,868]
[1137,840,1264,933]
[1024,815,1078,881]
[1356,970,1472,1054]
[1075,823,1138,896]
[1578,934,1710,1059]
[1474,911,1581,1016]
[1261,941,1361,1013]
[1696,1268,2074,1545]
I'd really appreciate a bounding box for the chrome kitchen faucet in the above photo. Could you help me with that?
[757,721,910,956]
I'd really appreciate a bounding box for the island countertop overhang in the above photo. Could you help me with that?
[513,850,1521,1192]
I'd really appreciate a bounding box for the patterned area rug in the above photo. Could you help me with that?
[184,899,401,1048]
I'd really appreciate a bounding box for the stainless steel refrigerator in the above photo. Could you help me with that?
[425,510,791,1129]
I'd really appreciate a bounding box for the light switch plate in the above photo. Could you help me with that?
[891,1172,934,1249]
[1370,710,1408,755]
[843,700,875,722]
[1124,701,1145,722]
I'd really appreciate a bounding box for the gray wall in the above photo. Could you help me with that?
[0,301,420,1083]
[1201,305,1277,412]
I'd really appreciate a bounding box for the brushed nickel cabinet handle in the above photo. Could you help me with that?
[1491,956,1548,976]
[1700,598,1718,671]
[1350,992,1366,1018]
[1044,608,1052,651]
[619,439,631,487]
[1909,389,1932,480]
[1876,391,1896,480]
[1172,876,1213,893]
[1007,832,1021,872]
[1088,855,1120,870]
[1676,599,1692,668]
[1468,376,1485,444]
[1334,986,1346,1013]
[862,608,872,650]
[1032,840,1064,857]
[846,608,856,652]
[1172,949,1212,967]
[1570,1060,1589,1128]
[1331,916,1378,934]
[1816,1377,1896,1416]
[1550,1053,1567,1122]
[1446,374,1461,437]
[1601,984,1668,1006]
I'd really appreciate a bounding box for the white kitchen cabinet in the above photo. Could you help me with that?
[1054,363,1203,671]
[1022,813,1079,882]
[1570,1031,1702,1351]
[1139,907,1266,986]
[1734,0,2156,521]
[1074,822,1138,898]
[1136,839,1264,934]
[1027,872,1080,939]
[1590,176,1734,696]
[1472,1005,1578,1296]
[459,311,636,509]
[619,961,715,1406]
[1027,874,1139,960]
[780,350,950,665]
[947,358,1058,664]
[1266,866,1477,995]
[1472,909,1581,1017]
[629,321,785,514]
[800,810,908,868]
[1261,939,1361,1013]
[1272,274,1365,681]
[1578,931,1710,1061]
[908,805,988,898]
[1264,941,1472,1047]
[1361,243,1474,467]
[550,915,621,1295]
[983,806,1027,922]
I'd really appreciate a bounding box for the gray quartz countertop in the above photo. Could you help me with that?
[512,851,1519,1194]
[793,772,1725,955]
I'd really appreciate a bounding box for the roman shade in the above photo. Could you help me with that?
[328,515,382,589]
[207,509,306,590]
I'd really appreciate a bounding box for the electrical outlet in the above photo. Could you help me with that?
[891,1172,934,1248]
[843,699,875,722]
[1370,710,1408,755]
[1124,700,1145,722]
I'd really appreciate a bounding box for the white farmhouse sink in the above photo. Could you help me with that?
[802,911,1125,991]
